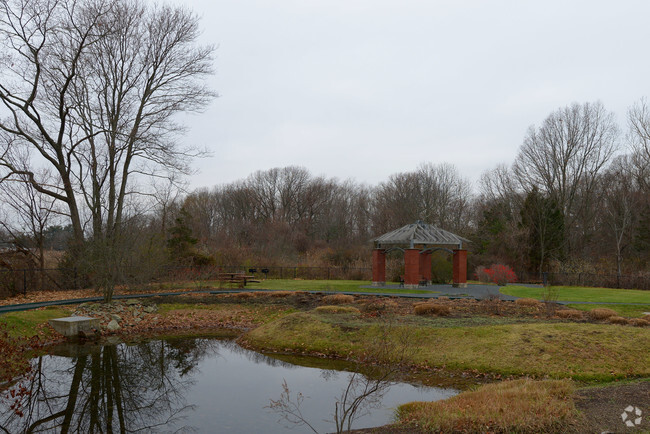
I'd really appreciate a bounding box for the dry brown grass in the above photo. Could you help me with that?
[608,316,628,325]
[628,318,649,327]
[413,302,451,316]
[588,308,618,321]
[232,292,255,299]
[322,294,354,304]
[397,379,577,433]
[515,297,541,307]
[556,309,584,320]
[268,291,294,297]
[314,305,361,314]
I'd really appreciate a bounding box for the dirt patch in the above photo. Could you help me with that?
[575,381,649,433]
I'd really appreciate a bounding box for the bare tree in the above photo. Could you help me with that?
[0,0,215,299]
[0,167,61,290]
[599,156,641,281]
[513,101,620,254]
[628,98,650,192]
[373,163,471,234]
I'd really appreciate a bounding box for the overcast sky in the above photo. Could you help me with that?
[182,0,650,191]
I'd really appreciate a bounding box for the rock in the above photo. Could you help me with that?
[144,306,156,313]
[110,314,122,322]
[134,317,142,323]
[125,299,140,305]
[106,320,120,331]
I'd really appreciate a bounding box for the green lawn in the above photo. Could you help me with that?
[566,303,650,318]
[0,306,72,338]
[244,279,436,294]
[501,285,650,304]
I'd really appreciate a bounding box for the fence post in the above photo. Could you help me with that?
[327,267,330,280]
[542,272,548,287]
[74,268,78,290]
[294,267,297,279]
[23,269,27,295]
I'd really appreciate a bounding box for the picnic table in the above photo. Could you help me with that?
[217,272,260,288]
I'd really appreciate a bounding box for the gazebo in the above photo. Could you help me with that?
[371,221,469,288]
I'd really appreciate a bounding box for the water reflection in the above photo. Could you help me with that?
[1,338,456,433]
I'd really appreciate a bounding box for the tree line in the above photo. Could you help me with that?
[159,100,650,282]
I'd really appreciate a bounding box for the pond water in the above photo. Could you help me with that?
[1,336,457,433]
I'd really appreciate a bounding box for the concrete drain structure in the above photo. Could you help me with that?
[49,316,100,337]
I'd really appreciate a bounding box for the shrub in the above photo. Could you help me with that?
[314,306,360,314]
[556,309,584,320]
[481,294,503,315]
[414,302,450,316]
[474,266,492,284]
[628,318,649,327]
[396,379,576,433]
[515,298,540,307]
[588,308,618,321]
[357,299,397,313]
[608,316,628,325]
[475,264,518,286]
[268,291,294,297]
[322,294,354,304]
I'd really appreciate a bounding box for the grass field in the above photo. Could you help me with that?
[501,285,650,304]
[243,310,650,381]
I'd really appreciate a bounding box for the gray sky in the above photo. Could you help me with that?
[182,0,650,190]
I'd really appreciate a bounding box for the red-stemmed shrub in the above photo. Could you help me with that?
[474,264,518,286]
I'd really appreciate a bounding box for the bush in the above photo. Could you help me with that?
[414,302,450,316]
[628,318,649,327]
[314,305,360,314]
[556,309,584,320]
[475,264,518,286]
[588,308,618,321]
[515,298,540,307]
[322,294,354,304]
[608,316,628,325]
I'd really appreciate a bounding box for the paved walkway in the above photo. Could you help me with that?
[0,284,649,314]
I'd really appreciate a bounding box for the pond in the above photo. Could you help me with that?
[1,336,457,433]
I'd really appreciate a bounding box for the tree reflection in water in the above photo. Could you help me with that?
[0,338,220,433]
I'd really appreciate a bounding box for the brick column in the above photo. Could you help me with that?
[404,249,420,288]
[371,249,386,286]
[452,249,467,288]
[419,251,431,285]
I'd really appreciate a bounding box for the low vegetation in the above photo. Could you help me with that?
[244,311,650,381]
[396,379,578,433]
[0,307,72,338]
[413,302,451,316]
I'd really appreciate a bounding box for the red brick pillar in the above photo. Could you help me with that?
[453,249,467,288]
[404,249,420,288]
[372,249,386,286]
[419,251,431,285]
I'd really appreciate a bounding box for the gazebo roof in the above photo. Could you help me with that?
[373,221,469,249]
